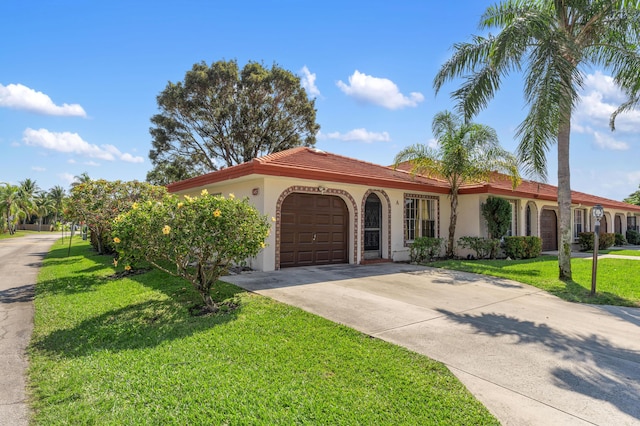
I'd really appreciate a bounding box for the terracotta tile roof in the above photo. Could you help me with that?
[397,161,640,212]
[167,147,451,194]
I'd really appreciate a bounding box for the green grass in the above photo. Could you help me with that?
[29,239,498,425]
[429,255,640,307]
[0,230,41,240]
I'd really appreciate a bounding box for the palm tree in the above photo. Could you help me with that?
[434,0,640,280]
[0,183,22,234]
[394,110,520,258]
[17,178,40,227]
[71,172,92,188]
[34,192,54,231]
[48,185,67,225]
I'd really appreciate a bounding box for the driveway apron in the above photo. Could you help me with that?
[224,263,640,426]
[0,233,59,426]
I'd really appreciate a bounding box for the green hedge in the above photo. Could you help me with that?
[410,237,444,263]
[614,233,627,246]
[503,236,542,259]
[578,232,615,251]
[457,236,500,259]
[627,229,640,245]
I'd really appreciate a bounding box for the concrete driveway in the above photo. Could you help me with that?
[0,233,60,426]
[224,263,640,426]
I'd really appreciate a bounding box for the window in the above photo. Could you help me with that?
[573,209,584,239]
[629,216,638,232]
[405,196,437,242]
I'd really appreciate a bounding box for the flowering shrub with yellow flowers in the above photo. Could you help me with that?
[112,192,270,312]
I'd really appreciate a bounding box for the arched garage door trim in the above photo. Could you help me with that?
[275,186,357,270]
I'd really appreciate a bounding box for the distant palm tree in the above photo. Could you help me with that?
[0,183,22,234]
[34,192,54,231]
[394,110,520,258]
[71,172,92,188]
[434,0,640,279]
[48,185,67,225]
[17,178,40,226]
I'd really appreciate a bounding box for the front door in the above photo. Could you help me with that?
[364,193,382,259]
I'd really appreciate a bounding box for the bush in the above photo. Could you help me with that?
[578,232,615,251]
[457,236,500,259]
[503,236,542,259]
[112,191,270,312]
[481,196,512,239]
[627,229,640,245]
[410,237,444,263]
[614,233,627,246]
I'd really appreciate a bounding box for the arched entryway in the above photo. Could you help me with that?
[600,215,608,234]
[280,193,349,268]
[615,215,623,234]
[364,193,382,260]
[541,209,558,251]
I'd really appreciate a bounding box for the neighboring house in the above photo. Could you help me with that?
[168,147,640,271]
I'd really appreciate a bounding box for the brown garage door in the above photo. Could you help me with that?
[541,209,558,251]
[280,193,348,268]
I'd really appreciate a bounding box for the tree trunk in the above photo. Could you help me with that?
[557,120,572,280]
[447,190,459,258]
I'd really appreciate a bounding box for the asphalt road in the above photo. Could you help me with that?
[0,233,59,426]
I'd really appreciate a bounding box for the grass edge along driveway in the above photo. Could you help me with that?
[28,239,498,425]
[429,255,640,307]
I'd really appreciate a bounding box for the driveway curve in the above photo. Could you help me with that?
[0,233,60,426]
[224,263,640,426]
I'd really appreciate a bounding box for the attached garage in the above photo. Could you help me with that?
[280,193,349,268]
[541,209,558,251]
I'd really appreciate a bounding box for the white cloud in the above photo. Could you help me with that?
[575,71,640,133]
[84,161,100,167]
[67,159,76,164]
[626,171,640,185]
[592,131,629,151]
[0,83,86,117]
[300,66,320,97]
[22,128,144,163]
[319,128,391,143]
[426,138,439,149]
[337,70,424,109]
[58,172,75,185]
[31,166,46,172]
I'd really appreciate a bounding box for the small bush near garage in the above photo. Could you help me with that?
[503,236,542,259]
[627,229,640,245]
[457,236,500,259]
[410,237,444,262]
[614,233,627,246]
[578,232,615,251]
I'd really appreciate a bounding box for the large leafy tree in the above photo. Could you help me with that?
[434,0,640,280]
[67,180,166,254]
[394,110,520,258]
[148,59,320,183]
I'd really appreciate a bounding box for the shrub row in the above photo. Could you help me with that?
[502,236,542,259]
[410,237,444,262]
[578,232,615,251]
[457,236,500,259]
[627,229,640,245]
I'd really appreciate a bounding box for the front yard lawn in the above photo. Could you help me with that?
[429,255,640,307]
[28,239,498,425]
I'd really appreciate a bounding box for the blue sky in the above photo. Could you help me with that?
[2,0,639,201]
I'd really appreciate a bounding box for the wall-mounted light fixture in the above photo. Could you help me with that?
[252,187,260,196]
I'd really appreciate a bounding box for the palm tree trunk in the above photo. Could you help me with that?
[447,190,459,258]
[557,120,572,280]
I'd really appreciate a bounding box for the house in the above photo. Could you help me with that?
[167,147,640,270]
